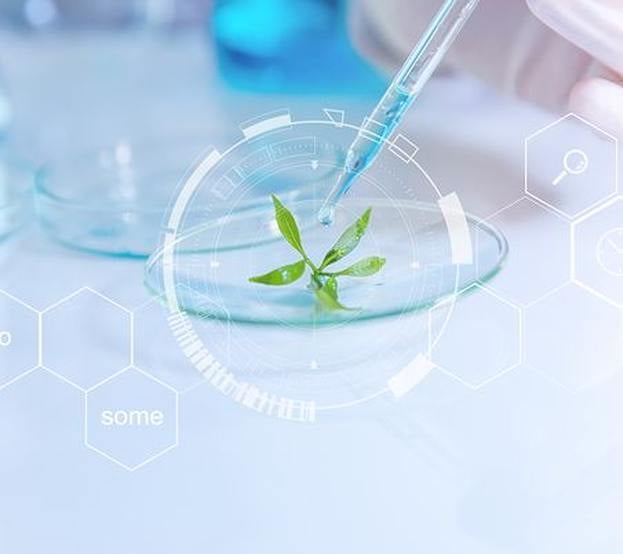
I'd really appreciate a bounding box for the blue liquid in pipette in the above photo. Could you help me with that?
[318,85,412,226]
[318,0,484,226]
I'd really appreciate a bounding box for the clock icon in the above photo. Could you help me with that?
[596,228,623,277]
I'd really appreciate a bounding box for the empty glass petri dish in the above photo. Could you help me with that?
[35,136,340,257]
[0,161,33,241]
[145,196,507,326]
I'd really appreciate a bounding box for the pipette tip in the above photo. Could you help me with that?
[317,205,335,227]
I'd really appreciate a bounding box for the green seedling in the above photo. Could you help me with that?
[249,195,386,311]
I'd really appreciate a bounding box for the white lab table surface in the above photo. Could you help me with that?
[0,30,622,554]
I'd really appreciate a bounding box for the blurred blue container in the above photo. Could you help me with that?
[210,0,384,94]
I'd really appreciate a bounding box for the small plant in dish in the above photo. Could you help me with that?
[249,195,386,311]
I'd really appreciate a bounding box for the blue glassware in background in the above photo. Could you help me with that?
[210,0,385,94]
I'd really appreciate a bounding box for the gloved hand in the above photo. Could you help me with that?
[527,0,623,138]
[350,0,623,137]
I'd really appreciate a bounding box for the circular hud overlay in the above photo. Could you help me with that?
[147,110,507,421]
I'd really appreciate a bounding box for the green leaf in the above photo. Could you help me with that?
[319,207,372,270]
[314,287,348,311]
[272,194,305,256]
[313,277,357,311]
[324,276,339,300]
[334,256,386,277]
[249,260,306,286]
[249,196,383,313]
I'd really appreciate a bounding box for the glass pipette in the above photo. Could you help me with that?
[318,0,481,225]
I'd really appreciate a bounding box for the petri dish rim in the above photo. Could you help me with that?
[145,198,509,327]
[0,159,32,207]
[34,135,344,211]
[34,135,344,258]
[34,136,224,212]
[0,160,34,240]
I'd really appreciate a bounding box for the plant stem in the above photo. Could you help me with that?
[302,255,319,274]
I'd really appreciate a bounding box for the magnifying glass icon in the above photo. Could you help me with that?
[552,148,589,186]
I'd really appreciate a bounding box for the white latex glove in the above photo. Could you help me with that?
[350,0,623,137]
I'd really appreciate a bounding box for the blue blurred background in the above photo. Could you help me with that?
[0,0,386,163]
[0,0,384,113]
[0,0,387,252]
[210,0,384,93]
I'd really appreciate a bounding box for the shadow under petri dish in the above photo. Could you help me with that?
[145,197,508,327]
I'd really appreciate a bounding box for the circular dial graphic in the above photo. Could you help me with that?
[596,227,623,277]
[152,109,506,421]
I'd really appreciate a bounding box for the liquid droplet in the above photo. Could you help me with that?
[317,205,335,226]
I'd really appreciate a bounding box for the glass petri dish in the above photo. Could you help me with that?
[141,117,510,417]
[35,136,341,258]
[0,161,33,241]
[145,196,508,326]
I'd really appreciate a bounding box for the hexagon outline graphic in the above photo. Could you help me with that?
[132,289,231,394]
[428,283,523,390]
[84,365,180,471]
[0,288,39,313]
[41,287,132,316]
[40,287,133,391]
[596,228,623,277]
[0,288,42,391]
[524,112,619,220]
[524,282,568,310]
[571,195,623,309]
[478,196,572,306]
[523,282,623,393]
